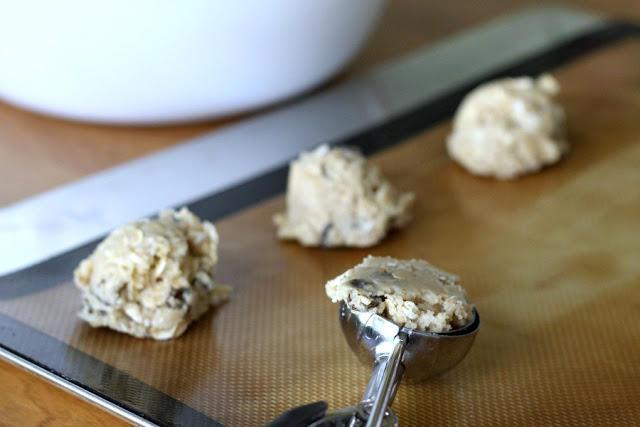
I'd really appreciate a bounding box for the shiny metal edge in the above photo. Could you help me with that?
[0,346,156,427]
[0,6,605,274]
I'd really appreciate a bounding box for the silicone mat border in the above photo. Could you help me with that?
[1,21,638,427]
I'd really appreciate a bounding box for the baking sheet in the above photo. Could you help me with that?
[1,23,639,427]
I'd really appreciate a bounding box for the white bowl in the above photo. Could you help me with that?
[0,0,387,124]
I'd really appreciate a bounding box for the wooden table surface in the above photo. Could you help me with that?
[1,1,638,425]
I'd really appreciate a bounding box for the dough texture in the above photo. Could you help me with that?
[447,74,568,179]
[326,256,473,332]
[274,145,414,247]
[74,207,230,340]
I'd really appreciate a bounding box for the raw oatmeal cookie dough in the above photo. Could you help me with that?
[326,256,473,332]
[74,207,230,340]
[447,74,568,179]
[274,145,414,247]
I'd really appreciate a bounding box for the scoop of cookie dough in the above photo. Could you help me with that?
[447,74,568,179]
[326,256,473,332]
[274,145,414,247]
[74,207,230,340]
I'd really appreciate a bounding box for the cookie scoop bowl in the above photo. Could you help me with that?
[340,301,480,382]
[0,0,388,124]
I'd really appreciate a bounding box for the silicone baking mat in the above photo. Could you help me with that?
[1,22,639,426]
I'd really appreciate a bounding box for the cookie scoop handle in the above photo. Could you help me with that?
[356,332,407,427]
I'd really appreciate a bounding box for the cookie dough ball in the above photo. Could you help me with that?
[274,145,414,247]
[326,256,473,332]
[74,207,230,340]
[447,74,568,179]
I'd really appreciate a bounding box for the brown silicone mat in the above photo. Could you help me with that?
[1,32,639,426]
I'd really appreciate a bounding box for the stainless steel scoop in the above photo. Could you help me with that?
[311,301,480,427]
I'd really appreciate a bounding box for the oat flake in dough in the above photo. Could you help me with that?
[326,256,473,332]
[74,207,230,340]
[274,145,414,247]
[447,74,569,179]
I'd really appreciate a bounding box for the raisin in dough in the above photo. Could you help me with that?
[274,145,414,247]
[447,74,568,179]
[326,256,473,332]
[74,207,230,340]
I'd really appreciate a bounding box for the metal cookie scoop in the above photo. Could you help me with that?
[311,301,480,427]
